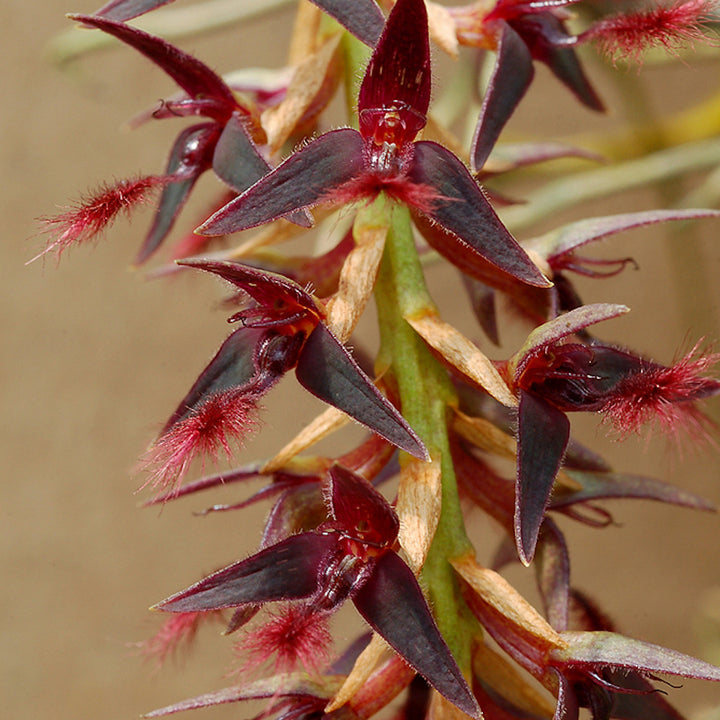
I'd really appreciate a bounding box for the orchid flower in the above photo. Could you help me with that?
[155,464,481,718]
[142,260,426,496]
[197,0,549,290]
[500,303,720,563]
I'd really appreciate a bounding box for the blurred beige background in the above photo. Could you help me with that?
[3,1,720,718]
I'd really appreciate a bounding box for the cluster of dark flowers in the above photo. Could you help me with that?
[40,0,720,718]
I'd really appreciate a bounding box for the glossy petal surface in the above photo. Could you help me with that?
[515,390,570,564]
[472,23,534,171]
[156,533,338,612]
[198,129,365,235]
[410,141,548,287]
[295,323,428,460]
[358,0,431,143]
[353,551,481,718]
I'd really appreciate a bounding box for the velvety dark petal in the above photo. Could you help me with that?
[212,112,272,193]
[197,129,365,236]
[327,464,399,546]
[552,631,720,682]
[309,0,384,47]
[510,15,604,112]
[358,0,430,142]
[94,0,174,21]
[136,123,219,264]
[353,551,481,719]
[515,390,570,565]
[155,532,338,612]
[69,14,237,116]
[410,141,549,287]
[479,141,602,178]
[295,323,428,460]
[178,258,319,313]
[535,519,570,632]
[471,23,534,172]
[162,327,263,432]
[211,113,313,230]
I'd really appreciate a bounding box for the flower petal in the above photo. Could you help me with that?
[358,0,431,141]
[295,323,428,460]
[353,551,482,719]
[471,22,534,172]
[309,0,385,47]
[155,532,338,612]
[327,464,399,547]
[552,468,716,512]
[198,128,365,236]
[515,390,570,565]
[68,14,237,115]
[136,123,219,264]
[144,673,343,717]
[511,14,604,112]
[510,303,629,379]
[409,141,549,287]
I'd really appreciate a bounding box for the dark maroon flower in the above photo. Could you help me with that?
[155,464,481,718]
[67,14,310,264]
[198,0,548,289]
[499,304,720,563]
[142,260,426,496]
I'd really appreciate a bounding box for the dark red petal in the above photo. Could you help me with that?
[177,258,319,314]
[155,533,338,612]
[136,123,219,264]
[409,141,549,287]
[471,23,534,172]
[197,128,365,236]
[358,0,430,141]
[510,14,604,112]
[535,518,570,632]
[531,208,720,263]
[327,465,399,547]
[515,390,570,565]
[93,0,174,21]
[295,323,428,460]
[309,0,385,47]
[211,114,314,229]
[162,327,263,432]
[352,552,481,719]
[68,14,237,116]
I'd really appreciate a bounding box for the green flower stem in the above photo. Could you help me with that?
[370,198,477,673]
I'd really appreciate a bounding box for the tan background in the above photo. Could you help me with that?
[3,1,720,718]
